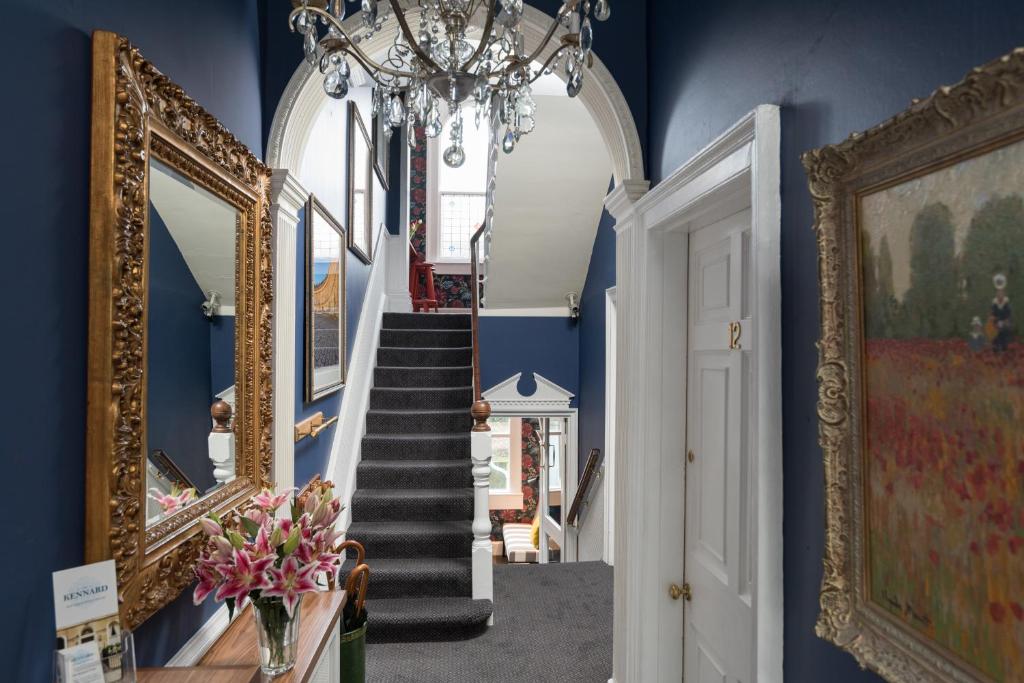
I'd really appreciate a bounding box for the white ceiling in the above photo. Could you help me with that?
[486,92,612,309]
[149,161,238,308]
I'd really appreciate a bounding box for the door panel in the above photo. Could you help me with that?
[684,209,754,683]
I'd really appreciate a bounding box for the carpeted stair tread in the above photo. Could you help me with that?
[380,329,472,348]
[352,488,474,522]
[346,520,473,558]
[340,557,471,599]
[366,408,473,435]
[361,433,471,460]
[382,312,471,330]
[377,346,472,367]
[357,459,472,489]
[365,598,493,643]
[374,365,473,388]
[370,386,473,410]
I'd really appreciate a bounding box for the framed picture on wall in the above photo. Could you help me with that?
[347,101,373,264]
[305,194,346,401]
[372,90,391,191]
[805,48,1024,683]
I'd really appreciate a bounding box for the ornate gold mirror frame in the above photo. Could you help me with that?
[805,49,1024,682]
[85,30,273,630]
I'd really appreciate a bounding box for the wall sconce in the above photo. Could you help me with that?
[201,290,221,320]
[566,292,581,321]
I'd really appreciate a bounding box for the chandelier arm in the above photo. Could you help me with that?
[519,12,573,69]
[289,6,419,80]
[387,0,444,73]
[528,44,573,83]
[460,2,497,72]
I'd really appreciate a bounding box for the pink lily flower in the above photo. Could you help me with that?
[253,524,275,558]
[199,517,223,537]
[211,535,234,562]
[149,487,196,516]
[214,549,274,603]
[244,507,269,527]
[253,488,293,512]
[193,560,221,605]
[263,556,319,617]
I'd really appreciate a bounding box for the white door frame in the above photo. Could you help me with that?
[603,286,617,566]
[607,106,782,682]
[482,372,579,562]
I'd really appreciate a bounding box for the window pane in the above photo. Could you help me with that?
[488,416,510,435]
[439,192,485,261]
[489,464,509,490]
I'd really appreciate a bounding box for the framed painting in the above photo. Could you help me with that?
[347,101,373,264]
[371,92,391,191]
[305,194,346,401]
[805,48,1024,683]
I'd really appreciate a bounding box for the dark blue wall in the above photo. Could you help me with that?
[209,315,236,397]
[478,317,580,405]
[576,180,616,473]
[0,1,263,678]
[146,206,217,494]
[293,207,379,488]
[646,1,1024,680]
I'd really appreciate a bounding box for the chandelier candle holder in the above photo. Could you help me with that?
[288,0,611,167]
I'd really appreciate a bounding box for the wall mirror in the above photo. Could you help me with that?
[305,194,347,401]
[347,101,373,263]
[86,31,273,630]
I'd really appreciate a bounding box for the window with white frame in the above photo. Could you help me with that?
[544,418,564,492]
[426,117,489,269]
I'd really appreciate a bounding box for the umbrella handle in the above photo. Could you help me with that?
[345,563,371,617]
[328,540,366,590]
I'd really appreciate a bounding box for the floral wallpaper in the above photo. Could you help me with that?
[409,126,476,308]
[491,418,542,538]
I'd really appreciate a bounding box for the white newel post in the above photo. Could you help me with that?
[209,400,236,486]
[470,400,494,623]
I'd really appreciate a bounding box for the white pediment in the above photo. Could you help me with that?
[482,372,575,411]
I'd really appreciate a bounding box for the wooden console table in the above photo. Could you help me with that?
[139,590,347,682]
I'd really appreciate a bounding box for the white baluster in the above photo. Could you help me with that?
[470,400,494,624]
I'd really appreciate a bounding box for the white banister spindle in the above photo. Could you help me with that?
[470,427,493,613]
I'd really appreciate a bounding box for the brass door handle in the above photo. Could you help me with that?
[670,582,692,601]
[728,321,742,350]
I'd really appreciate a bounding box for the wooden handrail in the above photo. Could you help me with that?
[566,448,603,527]
[469,224,491,432]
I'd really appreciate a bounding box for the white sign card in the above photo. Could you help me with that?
[52,560,124,682]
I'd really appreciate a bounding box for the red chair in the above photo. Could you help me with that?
[409,242,439,312]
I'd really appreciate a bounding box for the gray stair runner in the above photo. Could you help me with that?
[345,312,491,642]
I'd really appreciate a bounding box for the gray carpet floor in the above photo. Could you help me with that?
[365,561,614,682]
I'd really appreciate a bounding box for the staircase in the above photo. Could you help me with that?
[344,312,493,642]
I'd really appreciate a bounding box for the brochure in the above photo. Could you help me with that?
[52,560,124,682]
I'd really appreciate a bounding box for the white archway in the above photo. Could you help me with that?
[266,3,646,188]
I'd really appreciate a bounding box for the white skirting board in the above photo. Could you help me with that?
[165,604,230,666]
[324,227,393,533]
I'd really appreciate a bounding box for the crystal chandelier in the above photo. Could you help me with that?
[288,0,611,168]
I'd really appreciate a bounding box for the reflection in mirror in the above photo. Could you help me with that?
[306,196,346,400]
[145,158,238,527]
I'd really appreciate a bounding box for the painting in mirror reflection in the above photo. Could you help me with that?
[145,159,238,526]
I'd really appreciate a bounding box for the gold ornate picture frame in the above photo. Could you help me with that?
[85,30,273,630]
[805,48,1024,682]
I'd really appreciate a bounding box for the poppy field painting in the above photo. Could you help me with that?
[859,138,1024,681]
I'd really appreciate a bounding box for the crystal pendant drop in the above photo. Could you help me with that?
[388,95,406,128]
[294,10,311,33]
[567,68,584,98]
[443,145,466,168]
[408,117,417,149]
[502,129,516,154]
[303,29,318,65]
[580,17,594,55]
[361,0,378,28]
[425,103,443,138]
[594,0,611,21]
[323,69,349,100]
[371,88,381,117]
[496,0,523,28]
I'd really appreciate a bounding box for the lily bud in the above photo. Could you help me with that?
[227,530,246,550]
[200,517,223,537]
[283,527,302,555]
[269,525,284,547]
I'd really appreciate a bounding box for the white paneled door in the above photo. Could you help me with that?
[684,209,755,682]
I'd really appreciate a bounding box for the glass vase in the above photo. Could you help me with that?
[253,596,302,675]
